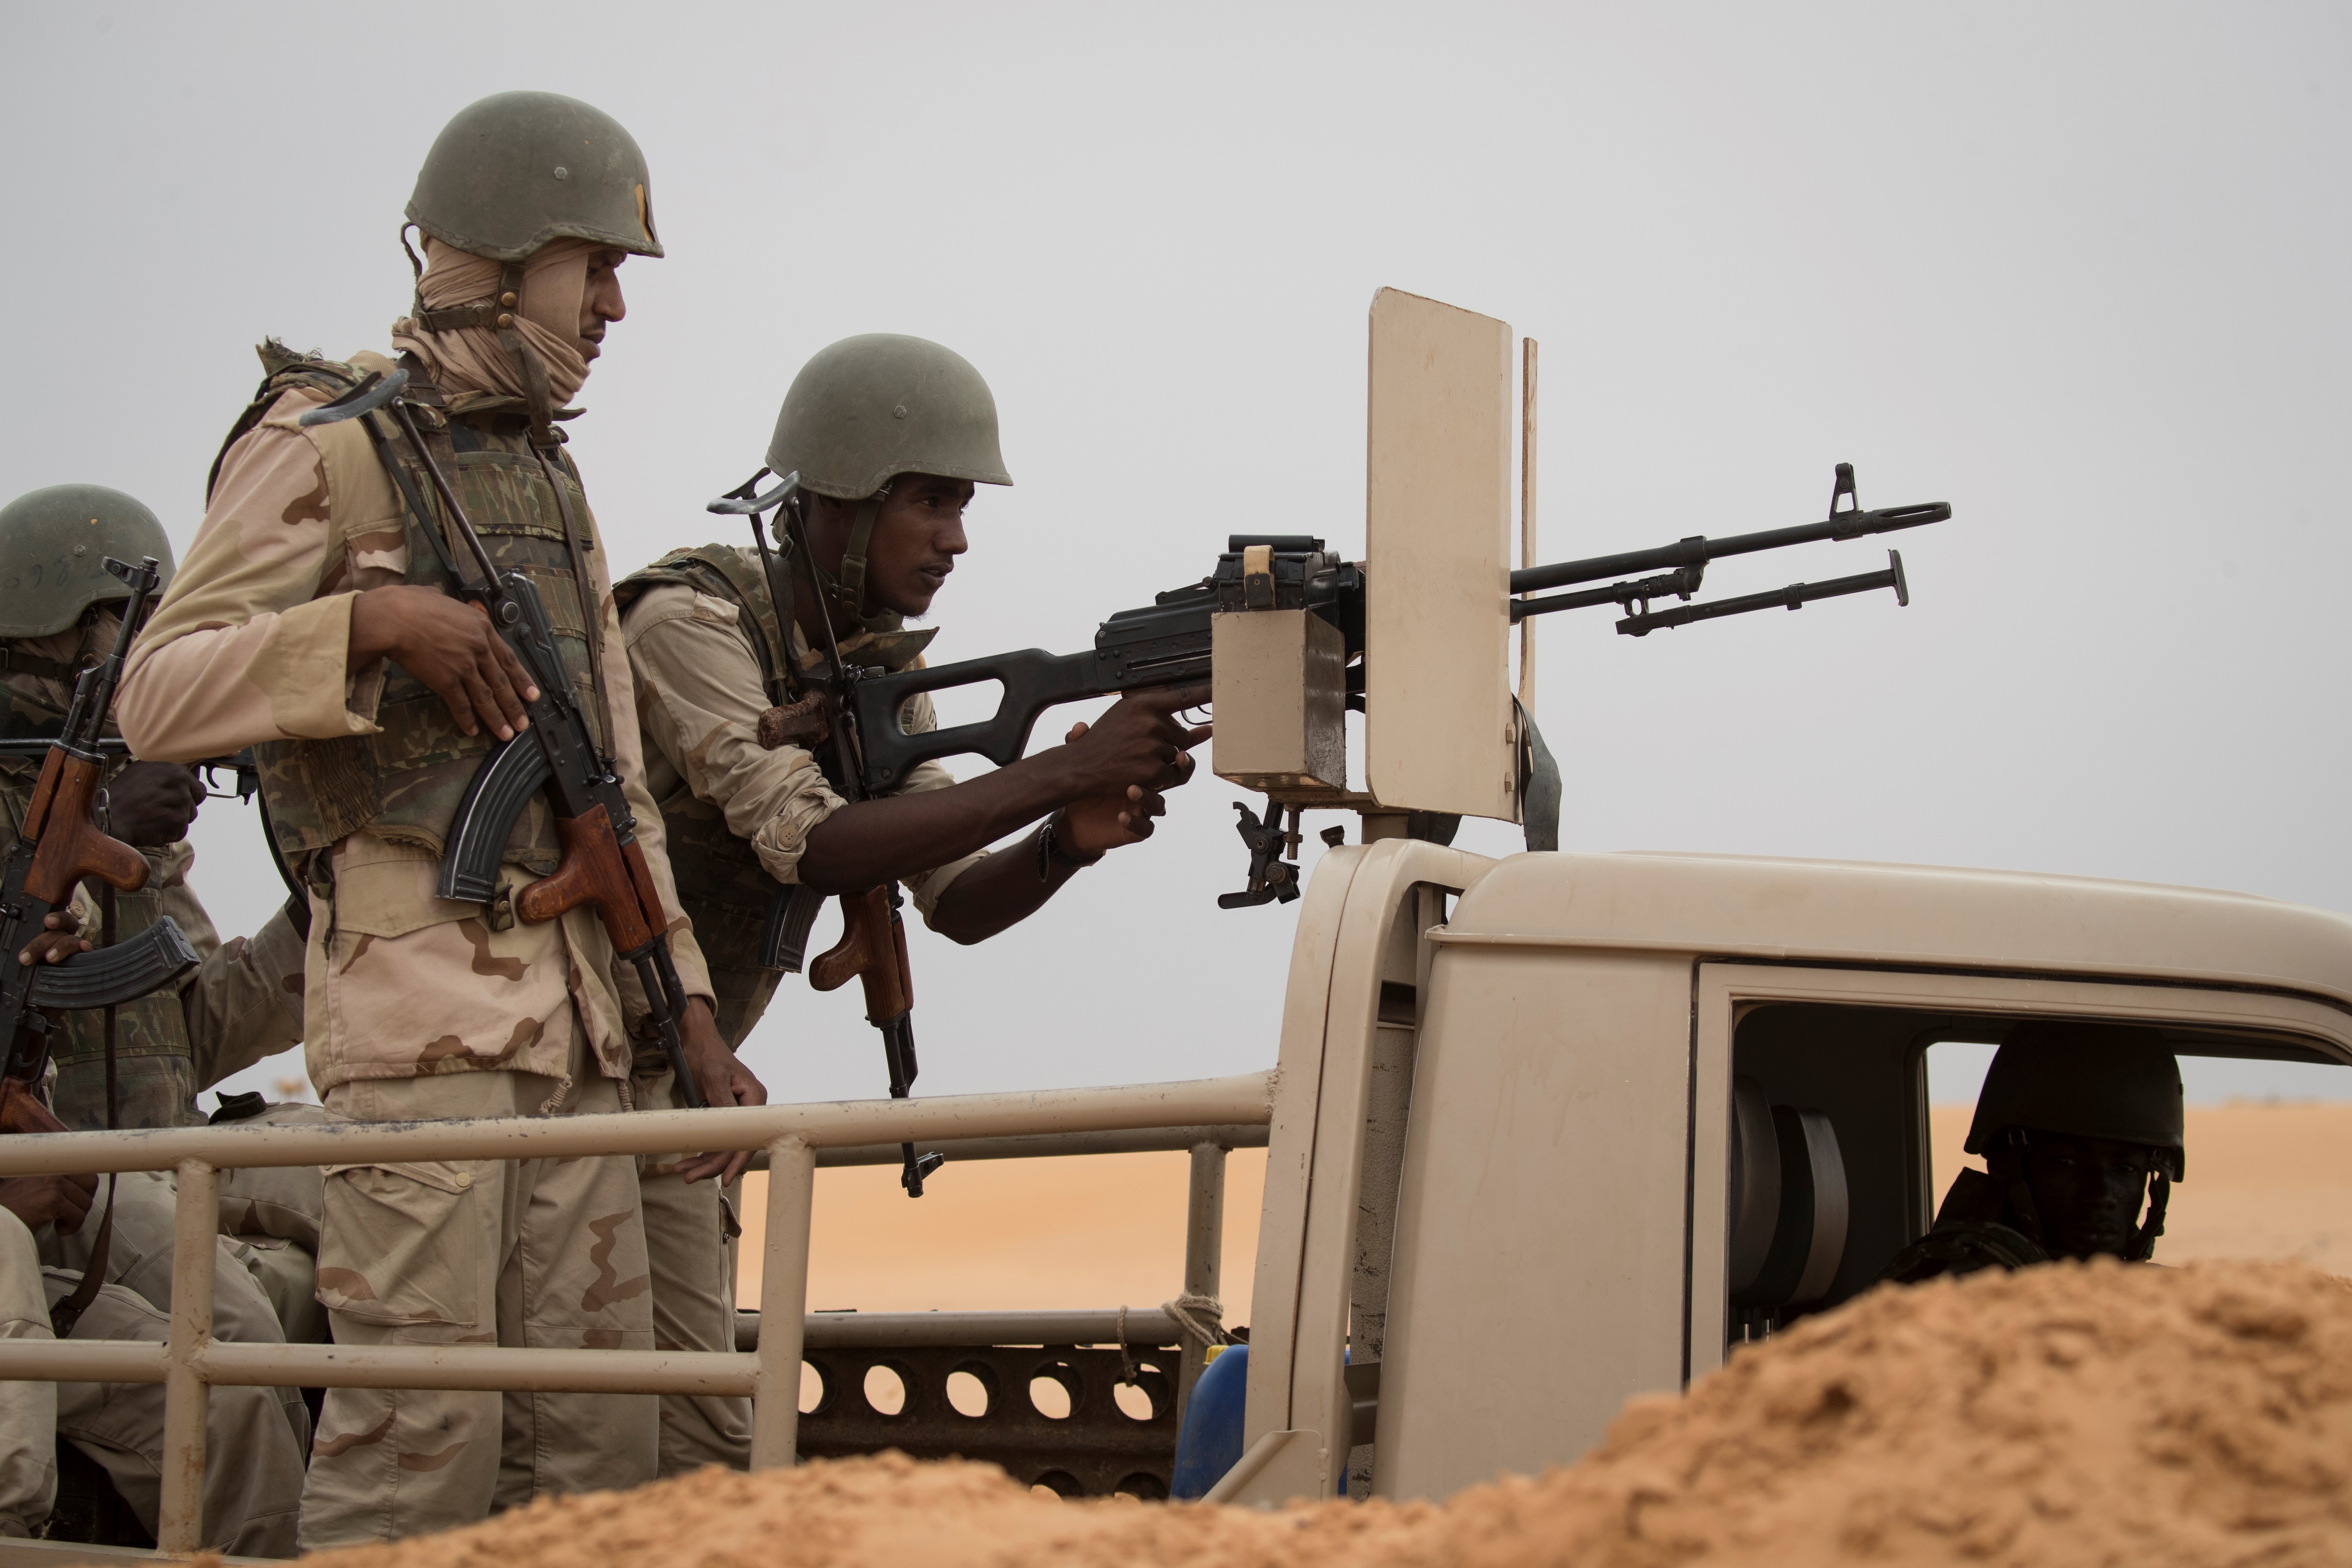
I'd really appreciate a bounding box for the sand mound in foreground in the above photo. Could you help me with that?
[271,1259,2352,1568]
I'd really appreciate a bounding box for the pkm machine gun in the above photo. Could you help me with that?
[821,462,1947,905]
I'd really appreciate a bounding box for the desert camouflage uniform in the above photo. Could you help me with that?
[117,349,713,1548]
[0,613,306,1132]
[0,613,316,1544]
[0,1206,305,1555]
[615,545,980,1475]
[0,610,324,1334]
[617,545,979,1041]
[0,1211,52,1538]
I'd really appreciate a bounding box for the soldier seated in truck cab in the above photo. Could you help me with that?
[1882,1020,2183,1284]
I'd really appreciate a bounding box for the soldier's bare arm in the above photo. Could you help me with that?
[921,719,1189,945]
[795,683,1209,895]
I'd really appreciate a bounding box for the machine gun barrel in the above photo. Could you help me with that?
[1512,567,1705,623]
[1616,552,1909,637]
[1510,500,1948,596]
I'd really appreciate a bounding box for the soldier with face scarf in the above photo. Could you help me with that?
[116,92,762,1550]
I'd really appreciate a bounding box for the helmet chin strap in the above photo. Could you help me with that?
[2127,1170,2171,1262]
[796,486,902,638]
[405,245,562,451]
[2003,1126,2169,1262]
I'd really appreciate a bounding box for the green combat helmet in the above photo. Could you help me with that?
[1883,1020,2183,1285]
[407,90,663,261]
[1966,1019,2186,1180]
[766,334,1013,623]
[0,485,175,639]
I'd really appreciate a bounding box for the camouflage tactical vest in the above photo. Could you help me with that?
[0,630,201,1130]
[615,546,793,1045]
[221,356,609,879]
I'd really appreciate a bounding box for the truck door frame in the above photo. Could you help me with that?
[1689,963,2352,1377]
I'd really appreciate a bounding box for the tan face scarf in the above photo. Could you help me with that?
[391,236,599,410]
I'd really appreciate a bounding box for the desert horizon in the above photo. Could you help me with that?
[732,1099,2350,1327]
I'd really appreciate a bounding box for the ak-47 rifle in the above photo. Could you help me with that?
[0,741,305,915]
[725,463,1948,906]
[298,369,708,1110]
[0,556,202,1135]
[708,471,941,1197]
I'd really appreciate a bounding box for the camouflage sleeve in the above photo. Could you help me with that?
[116,380,404,763]
[592,564,713,1008]
[622,585,847,886]
[624,588,989,919]
[179,906,306,1090]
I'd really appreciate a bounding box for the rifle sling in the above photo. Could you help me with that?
[49,886,119,1339]
[533,446,617,758]
[0,650,80,685]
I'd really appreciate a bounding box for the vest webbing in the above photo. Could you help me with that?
[222,357,607,876]
[616,546,797,1045]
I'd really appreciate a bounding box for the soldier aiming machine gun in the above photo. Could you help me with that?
[721,462,1949,912]
[701,462,1945,1200]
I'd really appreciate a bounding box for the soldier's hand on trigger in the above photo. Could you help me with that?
[98,760,205,847]
[1057,719,1185,855]
[1057,683,1210,799]
[349,584,542,743]
[0,1172,97,1236]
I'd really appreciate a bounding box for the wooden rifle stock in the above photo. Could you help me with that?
[514,808,667,955]
[808,887,913,1025]
[0,1077,67,1137]
[20,750,148,906]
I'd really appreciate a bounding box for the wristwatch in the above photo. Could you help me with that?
[1035,811,1104,880]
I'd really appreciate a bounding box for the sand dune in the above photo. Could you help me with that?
[312,1260,2352,1568]
[732,1102,2350,1327]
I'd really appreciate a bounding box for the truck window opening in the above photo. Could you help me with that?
[1728,1003,2348,1345]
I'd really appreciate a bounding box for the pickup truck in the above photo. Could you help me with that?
[780,287,2352,1507]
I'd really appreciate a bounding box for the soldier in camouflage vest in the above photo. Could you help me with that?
[115,92,755,1550]
[618,337,1207,1468]
[0,484,315,1553]
[0,484,307,1134]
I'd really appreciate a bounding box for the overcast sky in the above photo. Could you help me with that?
[4,3,2346,1108]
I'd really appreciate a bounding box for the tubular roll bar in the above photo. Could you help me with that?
[0,1072,1273,1553]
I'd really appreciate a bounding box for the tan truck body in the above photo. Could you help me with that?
[1221,842,2352,1503]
